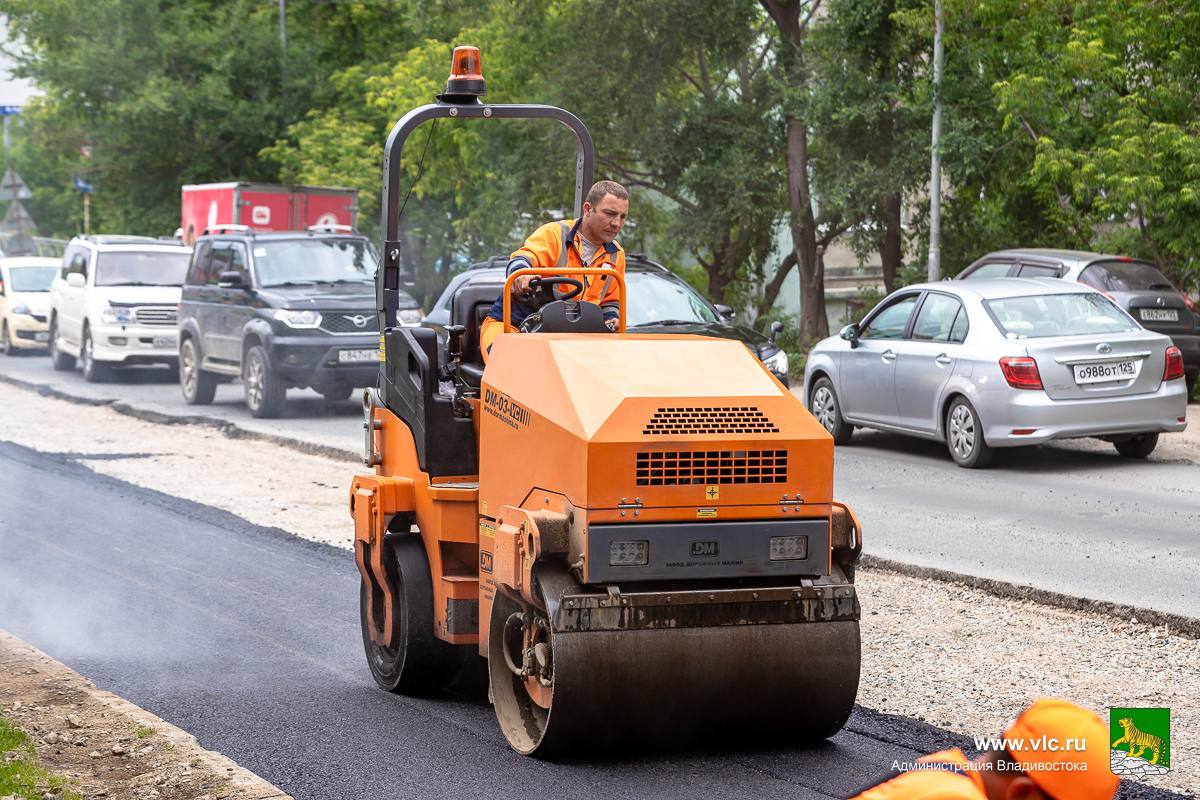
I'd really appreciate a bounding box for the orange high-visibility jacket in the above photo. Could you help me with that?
[849,750,987,800]
[484,218,626,328]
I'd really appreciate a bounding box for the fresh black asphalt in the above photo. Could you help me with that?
[0,441,1180,800]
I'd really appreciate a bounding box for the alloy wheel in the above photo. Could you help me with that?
[812,385,836,434]
[181,342,197,396]
[245,357,263,409]
[949,404,975,460]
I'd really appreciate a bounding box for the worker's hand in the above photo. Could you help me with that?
[512,274,536,298]
[605,318,619,332]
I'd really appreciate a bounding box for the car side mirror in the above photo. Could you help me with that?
[714,303,735,321]
[839,323,860,348]
[218,271,248,289]
[768,320,784,345]
[66,272,86,289]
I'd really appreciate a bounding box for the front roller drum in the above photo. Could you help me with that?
[489,584,860,756]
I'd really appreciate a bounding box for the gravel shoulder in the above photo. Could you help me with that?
[2,380,1196,796]
[1,631,290,800]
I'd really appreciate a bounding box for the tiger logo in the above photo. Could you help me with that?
[1112,717,1163,764]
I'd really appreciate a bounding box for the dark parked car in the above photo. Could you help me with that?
[425,255,790,384]
[177,226,422,417]
[957,249,1200,395]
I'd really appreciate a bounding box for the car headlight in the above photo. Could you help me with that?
[99,306,135,324]
[762,348,789,374]
[273,309,322,329]
[397,308,424,326]
[10,302,31,316]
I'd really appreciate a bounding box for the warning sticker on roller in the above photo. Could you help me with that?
[697,508,717,519]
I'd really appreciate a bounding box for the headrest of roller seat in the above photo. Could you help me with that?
[534,300,608,333]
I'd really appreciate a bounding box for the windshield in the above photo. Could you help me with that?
[985,293,1138,338]
[8,266,58,292]
[1079,260,1176,292]
[254,238,377,287]
[95,251,191,287]
[625,271,719,326]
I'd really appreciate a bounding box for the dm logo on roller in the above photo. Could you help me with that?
[1110,707,1170,778]
[690,541,719,557]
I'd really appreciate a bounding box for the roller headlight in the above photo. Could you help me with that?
[609,540,649,566]
[762,348,789,375]
[273,309,322,329]
[99,306,134,324]
[769,535,808,561]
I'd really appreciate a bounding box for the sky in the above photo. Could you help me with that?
[0,17,39,108]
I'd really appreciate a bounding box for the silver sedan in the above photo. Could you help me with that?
[802,278,1188,467]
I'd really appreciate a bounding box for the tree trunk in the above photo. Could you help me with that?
[786,115,827,341]
[756,252,797,320]
[879,192,903,293]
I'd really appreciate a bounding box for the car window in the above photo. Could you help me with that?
[1017,263,1060,278]
[254,238,376,287]
[949,308,969,343]
[860,294,919,340]
[95,250,191,287]
[985,293,1138,338]
[911,293,965,343]
[67,251,88,276]
[228,243,249,275]
[8,266,58,292]
[1079,260,1175,292]
[625,271,719,325]
[187,241,211,286]
[208,243,233,285]
[961,261,1013,279]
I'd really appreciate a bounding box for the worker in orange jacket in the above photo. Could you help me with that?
[479,180,629,362]
[850,699,1119,800]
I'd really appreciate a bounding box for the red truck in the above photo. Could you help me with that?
[180,182,358,243]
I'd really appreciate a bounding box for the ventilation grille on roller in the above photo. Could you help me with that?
[642,406,779,435]
[636,449,788,486]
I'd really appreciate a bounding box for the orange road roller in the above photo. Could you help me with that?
[350,46,863,756]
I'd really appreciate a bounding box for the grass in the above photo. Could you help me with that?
[0,714,83,800]
[135,726,155,739]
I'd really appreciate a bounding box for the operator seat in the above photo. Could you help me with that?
[450,283,502,386]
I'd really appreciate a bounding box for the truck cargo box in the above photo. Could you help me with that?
[181,182,358,242]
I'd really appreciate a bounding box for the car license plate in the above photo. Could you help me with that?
[1073,360,1139,384]
[1140,309,1178,322]
[152,336,175,348]
[34,332,49,342]
[338,348,377,364]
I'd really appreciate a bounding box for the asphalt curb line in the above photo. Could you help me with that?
[0,629,292,800]
[860,554,1200,639]
[0,372,359,463]
[6,370,1198,636]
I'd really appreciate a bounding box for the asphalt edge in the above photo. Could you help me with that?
[0,628,293,800]
[6,369,1198,637]
[861,554,1200,639]
[0,371,360,463]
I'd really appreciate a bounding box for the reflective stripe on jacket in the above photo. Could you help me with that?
[486,218,626,327]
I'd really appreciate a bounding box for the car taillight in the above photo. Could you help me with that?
[1163,346,1185,381]
[999,356,1043,390]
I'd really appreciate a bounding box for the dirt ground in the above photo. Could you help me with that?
[1,631,290,800]
[1,381,1196,797]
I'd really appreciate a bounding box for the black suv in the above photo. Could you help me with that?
[177,227,422,417]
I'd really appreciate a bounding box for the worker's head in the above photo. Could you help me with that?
[977,699,1119,800]
[580,180,629,244]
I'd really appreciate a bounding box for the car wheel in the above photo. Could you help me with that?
[80,327,111,383]
[179,337,217,405]
[49,317,76,371]
[1,321,12,356]
[809,377,853,445]
[1114,433,1158,459]
[945,397,993,468]
[244,344,286,418]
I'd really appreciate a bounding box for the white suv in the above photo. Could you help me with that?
[48,236,193,381]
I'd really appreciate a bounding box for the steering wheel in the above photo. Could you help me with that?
[520,276,584,308]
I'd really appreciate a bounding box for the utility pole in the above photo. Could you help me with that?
[927,0,944,282]
[278,0,287,86]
